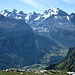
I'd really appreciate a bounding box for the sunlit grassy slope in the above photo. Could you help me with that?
[0,70,68,75]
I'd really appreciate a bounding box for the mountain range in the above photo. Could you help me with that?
[0,14,66,70]
[0,7,75,48]
[0,7,75,70]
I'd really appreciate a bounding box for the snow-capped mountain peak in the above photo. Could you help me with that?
[0,9,27,20]
[10,9,17,12]
[25,11,40,21]
[0,10,9,16]
[29,11,37,15]
[0,7,74,32]
[50,7,59,14]
[41,7,59,20]
[44,7,59,15]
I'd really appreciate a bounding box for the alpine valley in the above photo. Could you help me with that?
[46,47,75,72]
[0,7,75,70]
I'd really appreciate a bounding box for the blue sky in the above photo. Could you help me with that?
[0,0,75,14]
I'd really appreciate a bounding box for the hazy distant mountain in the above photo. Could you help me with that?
[46,47,75,71]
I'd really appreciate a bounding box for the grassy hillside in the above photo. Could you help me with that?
[46,47,75,71]
[0,70,68,75]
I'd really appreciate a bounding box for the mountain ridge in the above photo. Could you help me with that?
[0,7,69,23]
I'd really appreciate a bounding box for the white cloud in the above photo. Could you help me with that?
[62,0,69,3]
[20,0,44,10]
[62,0,75,4]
